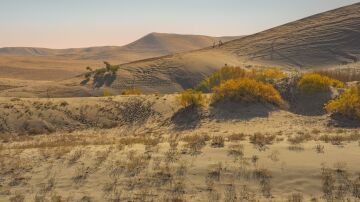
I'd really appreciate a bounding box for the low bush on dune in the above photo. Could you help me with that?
[196,66,286,92]
[247,68,286,83]
[177,89,206,108]
[211,78,284,106]
[297,73,345,93]
[325,86,360,120]
[196,66,247,92]
[121,88,142,95]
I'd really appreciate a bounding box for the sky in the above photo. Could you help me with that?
[0,0,358,49]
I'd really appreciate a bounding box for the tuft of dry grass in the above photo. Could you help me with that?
[228,133,246,142]
[182,134,210,155]
[68,149,84,165]
[249,132,276,150]
[211,136,225,148]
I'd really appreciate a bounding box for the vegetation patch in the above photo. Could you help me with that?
[176,89,206,108]
[297,73,345,93]
[196,66,285,92]
[121,88,142,95]
[212,78,284,106]
[325,86,360,120]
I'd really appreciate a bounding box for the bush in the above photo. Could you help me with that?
[325,86,360,120]
[121,88,142,95]
[212,78,284,106]
[297,73,345,93]
[177,89,206,108]
[248,68,286,83]
[103,89,112,97]
[196,66,286,92]
[196,66,247,92]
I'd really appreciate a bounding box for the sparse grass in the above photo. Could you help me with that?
[228,133,246,141]
[249,132,276,150]
[182,134,210,155]
[68,149,84,165]
[211,136,225,148]
[227,144,244,161]
[288,193,303,202]
[314,68,360,82]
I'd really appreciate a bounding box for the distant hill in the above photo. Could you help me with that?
[99,2,360,94]
[0,33,241,81]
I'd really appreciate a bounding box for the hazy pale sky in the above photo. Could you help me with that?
[0,0,358,49]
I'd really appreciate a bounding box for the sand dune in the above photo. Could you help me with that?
[99,3,359,94]
[0,3,359,98]
[0,33,240,81]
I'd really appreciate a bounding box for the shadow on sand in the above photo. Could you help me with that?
[208,101,276,121]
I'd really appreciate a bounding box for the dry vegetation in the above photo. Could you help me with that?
[314,68,360,82]
[212,78,284,106]
[325,85,360,120]
[297,73,345,93]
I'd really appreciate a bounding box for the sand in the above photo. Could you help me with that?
[1,94,360,201]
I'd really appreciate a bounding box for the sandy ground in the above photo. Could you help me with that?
[1,94,360,201]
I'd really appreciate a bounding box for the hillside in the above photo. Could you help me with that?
[1,3,359,97]
[0,33,240,81]
[97,2,360,94]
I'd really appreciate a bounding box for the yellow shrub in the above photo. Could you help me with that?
[325,86,360,120]
[196,66,247,92]
[103,89,112,97]
[248,68,286,82]
[297,73,345,93]
[121,88,142,95]
[212,78,284,106]
[177,89,206,108]
[196,66,286,92]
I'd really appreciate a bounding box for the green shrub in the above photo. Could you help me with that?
[212,78,284,106]
[325,86,360,120]
[297,73,345,93]
[177,89,206,108]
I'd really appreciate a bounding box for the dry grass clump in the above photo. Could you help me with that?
[317,133,360,145]
[211,136,225,148]
[325,86,360,120]
[297,73,345,93]
[68,149,84,165]
[249,133,276,150]
[253,168,272,198]
[314,68,360,82]
[176,89,206,108]
[121,88,142,95]
[288,132,312,144]
[287,193,303,202]
[227,144,244,161]
[212,78,284,106]
[228,133,246,141]
[181,134,210,155]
